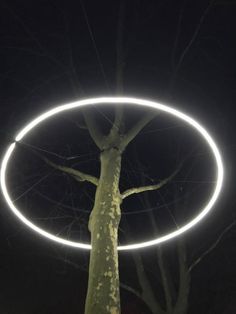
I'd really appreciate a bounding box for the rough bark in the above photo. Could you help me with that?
[85,148,122,314]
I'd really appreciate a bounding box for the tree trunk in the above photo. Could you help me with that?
[85,147,122,314]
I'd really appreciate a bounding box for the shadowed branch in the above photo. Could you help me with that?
[188,220,236,273]
[131,249,165,314]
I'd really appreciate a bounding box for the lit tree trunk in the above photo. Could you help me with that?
[82,108,155,313]
[85,147,122,314]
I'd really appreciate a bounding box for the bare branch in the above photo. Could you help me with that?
[148,211,173,313]
[82,108,105,150]
[169,0,216,92]
[177,0,215,68]
[121,110,158,150]
[119,283,142,300]
[171,0,186,69]
[105,2,126,147]
[122,215,164,314]
[16,141,99,186]
[69,117,88,130]
[137,156,175,312]
[132,250,165,314]
[33,189,91,213]
[40,154,98,186]
[175,238,191,313]
[188,220,236,273]
[116,0,126,95]
[112,105,124,136]
[54,256,88,272]
[79,0,110,90]
[121,165,180,200]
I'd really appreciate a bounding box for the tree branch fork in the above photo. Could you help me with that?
[15,106,161,198]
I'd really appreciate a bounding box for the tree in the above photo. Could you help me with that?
[18,103,168,313]
[1,1,234,313]
[83,107,158,314]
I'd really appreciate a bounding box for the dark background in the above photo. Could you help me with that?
[0,0,236,313]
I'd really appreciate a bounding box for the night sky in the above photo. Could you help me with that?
[0,1,236,313]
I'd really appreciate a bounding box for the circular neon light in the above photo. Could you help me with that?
[0,97,224,250]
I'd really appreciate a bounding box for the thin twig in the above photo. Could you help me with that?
[188,220,236,272]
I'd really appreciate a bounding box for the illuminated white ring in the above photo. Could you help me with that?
[0,97,224,250]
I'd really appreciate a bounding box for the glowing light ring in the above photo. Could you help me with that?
[0,97,224,250]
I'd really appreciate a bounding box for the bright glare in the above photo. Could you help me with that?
[0,97,224,250]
